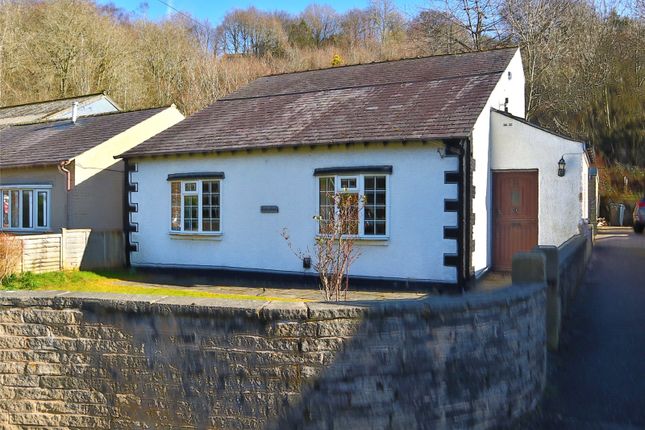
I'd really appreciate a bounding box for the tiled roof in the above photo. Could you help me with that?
[0,108,165,169]
[0,93,118,126]
[121,48,517,158]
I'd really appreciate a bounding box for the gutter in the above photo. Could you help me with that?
[114,136,464,161]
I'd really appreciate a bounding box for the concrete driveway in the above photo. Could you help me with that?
[524,227,645,429]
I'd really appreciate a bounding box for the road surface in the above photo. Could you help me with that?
[524,227,645,429]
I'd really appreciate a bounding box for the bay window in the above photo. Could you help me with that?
[317,173,389,238]
[169,178,221,234]
[1,186,50,231]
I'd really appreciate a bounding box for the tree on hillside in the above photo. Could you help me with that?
[301,4,339,47]
[369,0,406,45]
[408,9,470,54]
[433,0,504,51]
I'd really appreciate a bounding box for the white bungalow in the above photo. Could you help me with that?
[119,48,591,288]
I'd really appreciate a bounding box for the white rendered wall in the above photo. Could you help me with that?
[129,142,459,283]
[490,111,588,247]
[471,49,526,274]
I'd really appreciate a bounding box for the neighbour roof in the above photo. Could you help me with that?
[0,92,119,126]
[121,48,518,158]
[0,108,165,169]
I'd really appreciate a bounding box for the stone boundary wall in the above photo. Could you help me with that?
[535,225,593,350]
[0,281,546,430]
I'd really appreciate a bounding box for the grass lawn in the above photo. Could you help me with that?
[1,270,308,302]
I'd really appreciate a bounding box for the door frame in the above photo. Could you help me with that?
[491,169,539,271]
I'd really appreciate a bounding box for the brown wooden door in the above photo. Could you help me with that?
[492,171,538,271]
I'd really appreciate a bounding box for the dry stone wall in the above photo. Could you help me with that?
[0,284,545,430]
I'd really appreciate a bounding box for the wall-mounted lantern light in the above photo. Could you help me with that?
[558,157,566,177]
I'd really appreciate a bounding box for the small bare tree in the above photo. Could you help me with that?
[282,192,363,301]
[0,232,22,284]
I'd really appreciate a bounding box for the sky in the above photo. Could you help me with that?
[97,0,429,25]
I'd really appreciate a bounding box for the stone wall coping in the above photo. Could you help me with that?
[558,232,590,264]
[0,281,545,320]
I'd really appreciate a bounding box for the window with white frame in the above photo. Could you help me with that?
[1,186,50,231]
[318,174,388,237]
[170,179,221,233]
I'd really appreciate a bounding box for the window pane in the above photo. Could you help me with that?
[319,177,335,234]
[2,191,8,228]
[37,192,47,227]
[375,191,386,205]
[364,176,387,236]
[10,191,19,228]
[201,180,220,232]
[171,182,181,231]
[340,193,359,235]
[183,195,198,231]
[21,191,31,228]
[184,182,197,192]
[340,177,357,190]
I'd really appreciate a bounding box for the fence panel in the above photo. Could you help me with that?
[19,234,62,273]
[16,229,124,273]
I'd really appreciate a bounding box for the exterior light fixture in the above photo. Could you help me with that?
[558,157,566,177]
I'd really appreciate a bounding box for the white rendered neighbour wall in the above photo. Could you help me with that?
[129,142,459,283]
[470,49,526,274]
[490,111,588,247]
[70,106,184,231]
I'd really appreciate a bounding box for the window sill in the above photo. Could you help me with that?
[0,229,53,234]
[315,235,389,246]
[169,232,223,241]
[354,237,389,246]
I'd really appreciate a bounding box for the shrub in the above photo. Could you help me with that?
[0,232,22,284]
[283,192,363,301]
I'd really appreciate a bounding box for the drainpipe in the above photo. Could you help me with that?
[123,158,131,267]
[58,160,72,228]
[448,136,473,291]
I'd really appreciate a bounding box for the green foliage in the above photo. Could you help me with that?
[0,270,307,301]
[599,163,645,202]
[2,272,38,290]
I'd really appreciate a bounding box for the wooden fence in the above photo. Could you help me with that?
[17,229,124,273]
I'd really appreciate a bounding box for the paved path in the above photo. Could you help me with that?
[526,227,645,429]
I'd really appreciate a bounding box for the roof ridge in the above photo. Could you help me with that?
[0,91,108,110]
[259,46,518,79]
[222,70,505,102]
[4,105,171,128]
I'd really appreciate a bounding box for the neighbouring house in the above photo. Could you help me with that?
[119,48,591,288]
[0,92,120,126]
[0,106,184,235]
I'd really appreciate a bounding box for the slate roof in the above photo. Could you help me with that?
[121,48,518,158]
[0,108,165,169]
[0,92,119,126]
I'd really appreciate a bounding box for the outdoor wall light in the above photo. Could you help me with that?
[558,156,566,177]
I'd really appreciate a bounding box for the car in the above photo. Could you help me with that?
[633,197,645,233]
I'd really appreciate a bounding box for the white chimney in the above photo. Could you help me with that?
[71,101,79,124]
